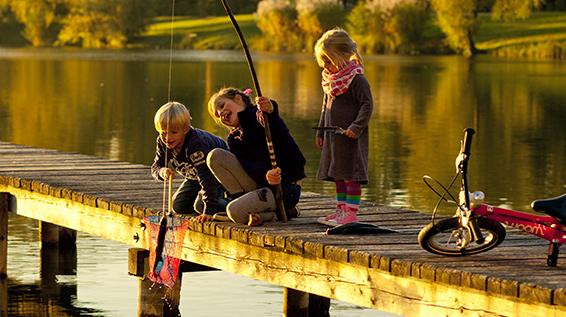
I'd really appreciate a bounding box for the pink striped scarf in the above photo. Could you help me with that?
[321,61,364,97]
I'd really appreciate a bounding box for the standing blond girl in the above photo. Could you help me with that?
[315,28,373,226]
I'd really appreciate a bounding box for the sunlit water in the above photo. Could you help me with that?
[1,48,566,316]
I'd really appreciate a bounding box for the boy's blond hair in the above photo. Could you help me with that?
[315,27,363,69]
[154,101,191,132]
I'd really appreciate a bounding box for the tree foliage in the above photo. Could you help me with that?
[5,0,62,46]
[255,0,301,52]
[296,0,344,52]
[346,1,387,53]
[346,0,431,54]
[147,0,260,17]
[57,0,155,48]
[431,0,478,57]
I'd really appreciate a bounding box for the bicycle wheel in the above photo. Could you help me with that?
[418,217,506,256]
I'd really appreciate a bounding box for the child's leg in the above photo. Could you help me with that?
[226,187,276,224]
[336,180,347,210]
[193,185,228,214]
[207,148,257,195]
[172,179,200,214]
[324,180,347,221]
[337,180,360,224]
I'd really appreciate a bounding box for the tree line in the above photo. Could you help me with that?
[1,0,565,56]
[0,0,260,47]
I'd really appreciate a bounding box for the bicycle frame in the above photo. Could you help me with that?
[472,203,566,244]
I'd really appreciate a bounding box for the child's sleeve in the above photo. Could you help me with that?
[347,76,373,136]
[151,137,166,181]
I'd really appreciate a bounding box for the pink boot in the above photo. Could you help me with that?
[324,202,346,222]
[335,207,358,225]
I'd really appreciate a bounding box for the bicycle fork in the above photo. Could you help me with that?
[458,190,486,246]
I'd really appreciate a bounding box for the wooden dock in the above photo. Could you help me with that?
[1,141,566,317]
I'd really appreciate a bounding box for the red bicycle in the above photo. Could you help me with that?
[418,128,566,266]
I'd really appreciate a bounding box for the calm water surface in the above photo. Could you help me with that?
[1,48,565,316]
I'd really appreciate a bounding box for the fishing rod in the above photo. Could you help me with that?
[220,0,288,223]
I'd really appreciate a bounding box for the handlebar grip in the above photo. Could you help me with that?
[462,128,475,155]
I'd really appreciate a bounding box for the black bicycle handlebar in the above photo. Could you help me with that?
[462,128,475,156]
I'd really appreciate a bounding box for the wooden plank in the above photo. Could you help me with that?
[0,164,147,172]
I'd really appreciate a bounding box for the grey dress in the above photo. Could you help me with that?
[316,74,373,184]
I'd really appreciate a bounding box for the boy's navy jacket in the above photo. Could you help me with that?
[151,128,228,215]
[228,101,306,188]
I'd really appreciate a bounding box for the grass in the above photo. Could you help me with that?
[135,14,260,50]
[475,12,566,50]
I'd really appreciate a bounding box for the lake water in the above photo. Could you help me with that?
[1,48,565,316]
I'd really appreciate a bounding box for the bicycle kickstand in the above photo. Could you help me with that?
[547,242,560,267]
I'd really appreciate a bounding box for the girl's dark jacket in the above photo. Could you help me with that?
[151,128,228,214]
[228,101,306,188]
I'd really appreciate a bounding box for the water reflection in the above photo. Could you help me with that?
[1,49,565,316]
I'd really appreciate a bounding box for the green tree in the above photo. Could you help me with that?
[431,0,478,57]
[296,0,344,52]
[255,0,301,52]
[491,0,544,21]
[56,0,153,48]
[346,0,431,54]
[0,1,24,44]
[7,0,62,46]
[346,0,386,53]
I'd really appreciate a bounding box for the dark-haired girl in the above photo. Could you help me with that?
[205,88,305,226]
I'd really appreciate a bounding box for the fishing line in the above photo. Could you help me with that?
[167,0,176,102]
[163,0,176,216]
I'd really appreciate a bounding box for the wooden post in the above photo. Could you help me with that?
[128,248,183,317]
[39,221,59,247]
[39,221,76,247]
[0,193,8,279]
[0,194,7,317]
[283,288,330,317]
[0,278,6,317]
[309,294,330,317]
[39,221,77,300]
[40,245,61,298]
[283,287,309,317]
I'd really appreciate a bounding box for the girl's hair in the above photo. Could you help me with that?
[314,27,362,69]
[154,101,191,132]
[207,87,253,127]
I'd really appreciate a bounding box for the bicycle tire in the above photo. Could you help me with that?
[418,217,506,256]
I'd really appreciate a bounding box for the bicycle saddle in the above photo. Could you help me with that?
[531,193,566,224]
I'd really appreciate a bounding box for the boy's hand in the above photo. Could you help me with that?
[255,96,274,113]
[266,167,281,185]
[191,214,213,223]
[159,167,174,180]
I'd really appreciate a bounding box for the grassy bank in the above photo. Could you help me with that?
[137,14,260,50]
[475,12,566,59]
[138,12,566,59]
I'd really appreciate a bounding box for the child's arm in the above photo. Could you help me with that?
[345,76,373,138]
[315,97,326,149]
[256,96,273,113]
[266,167,281,185]
[151,137,173,180]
